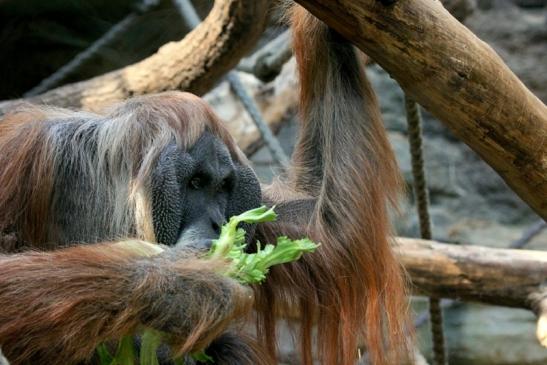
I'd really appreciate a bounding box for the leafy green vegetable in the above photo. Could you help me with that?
[139,329,163,365]
[230,236,318,283]
[97,206,318,365]
[115,336,136,365]
[99,335,135,365]
[190,350,214,363]
[96,344,114,364]
[209,205,318,284]
[208,205,277,260]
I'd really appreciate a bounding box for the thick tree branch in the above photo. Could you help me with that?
[0,0,268,114]
[395,237,547,310]
[294,0,547,219]
[396,237,547,346]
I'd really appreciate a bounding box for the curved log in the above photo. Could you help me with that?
[530,291,547,347]
[396,237,547,346]
[0,0,268,114]
[396,237,547,310]
[294,0,547,220]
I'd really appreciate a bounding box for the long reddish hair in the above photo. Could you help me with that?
[0,92,262,364]
[253,6,411,365]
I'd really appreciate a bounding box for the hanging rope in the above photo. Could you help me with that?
[405,95,448,365]
[24,0,159,97]
[172,0,201,28]
[510,220,546,249]
[225,73,290,167]
[172,0,290,168]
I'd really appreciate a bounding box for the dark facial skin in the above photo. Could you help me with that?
[151,132,261,249]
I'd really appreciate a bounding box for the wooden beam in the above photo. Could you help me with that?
[294,0,547,220]
[396,237,547,309]
[396,237,547,346]
[0,0,268,114]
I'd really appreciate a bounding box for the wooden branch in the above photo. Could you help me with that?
[529,291,547,347]
[396,237,547,346]
[294,0,547,220]
[0,0,268,114]
[396,237,547,309]
[539,309,547,347]
[238,31,293,83]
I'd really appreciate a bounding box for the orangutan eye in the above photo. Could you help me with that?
[218,175,234,193]
[189,175,204,190]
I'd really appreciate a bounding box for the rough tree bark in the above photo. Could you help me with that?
[396,237,547,346]
[396,237,546,309]
[294,0,547,220]
[0,0,268,114]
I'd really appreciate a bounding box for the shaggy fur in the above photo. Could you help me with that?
[253,7,411,365]
[0,93,259,364]
[0,6,410,365]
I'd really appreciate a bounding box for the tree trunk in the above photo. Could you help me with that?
[396,237,547,310]
[0,0,268,114]
[294,0,547,220]
[396,237,547,346]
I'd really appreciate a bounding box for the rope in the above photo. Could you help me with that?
[414,299,457,329]
[405,94,448,365]
[226,72,290,167]
[510,220,546,249]
[172,0,201,28]
[172,0,290,167]
[24,0,159,97]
